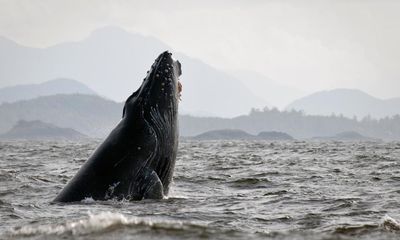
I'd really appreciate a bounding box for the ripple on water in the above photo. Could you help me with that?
[1,140,400,240]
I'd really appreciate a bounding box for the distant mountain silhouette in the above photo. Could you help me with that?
[194,129,254,140]
[0,120,87,140]
[286,89,400,119]
[257,131,293,140]
[0,78,97,104]
[0,26,262,117]
[0,94,122,137]
[180,108,400,140]
[1,94,399,140]
[231,71,306,109]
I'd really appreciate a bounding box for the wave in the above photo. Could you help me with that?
[329,215,400,236]
[332,224,378,235]
[9,211,209,237]
[382,215,400,232]
[228,177,271,189]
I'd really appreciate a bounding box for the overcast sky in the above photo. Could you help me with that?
[0,0,399,99]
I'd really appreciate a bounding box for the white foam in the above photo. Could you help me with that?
[166,189,189,199]
[164,194,189,200]
[81,197,95,203]
[11,212,134,236]
[10,211,206,237]
[381,215,400,231]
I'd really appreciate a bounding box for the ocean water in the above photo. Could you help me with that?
[1,139,400,240]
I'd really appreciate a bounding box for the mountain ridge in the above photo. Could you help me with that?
[0,94,122,137]
[0,26,263,117]
[286,88,400,119]
[0,94,399,140]
[230,70,306,109]
[0,119,87,140]
[0,78,97,104]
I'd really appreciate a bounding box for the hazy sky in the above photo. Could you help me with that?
[1,0,399,99]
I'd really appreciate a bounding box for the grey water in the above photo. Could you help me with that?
[1,140,400,239]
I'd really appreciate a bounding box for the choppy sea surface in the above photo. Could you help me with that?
[1,139,400,240]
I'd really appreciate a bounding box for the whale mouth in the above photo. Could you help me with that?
[178,80,182,100]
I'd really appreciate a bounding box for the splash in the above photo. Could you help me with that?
[382,215,400,232]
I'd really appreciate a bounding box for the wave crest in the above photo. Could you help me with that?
[11,212,132,236]
[382,215,400,232]
[10,211,208,237]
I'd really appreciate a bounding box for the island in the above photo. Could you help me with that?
[0,120,88,140]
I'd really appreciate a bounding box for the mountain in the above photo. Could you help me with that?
[175,55,265,117]
[193,129,254,140]
[180,108,400,140]
[0,94,122,137]
[286,89,400,119]
[231,71,306,109]
[0,78,97,104]
[0,120,87,140]
[0,95,399,140]
[0,26,262,117]
[257,131,294,140]
[312,131,376,141]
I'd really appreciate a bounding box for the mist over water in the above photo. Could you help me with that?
[1,139,400,239]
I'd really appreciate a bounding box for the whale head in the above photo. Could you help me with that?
[121,51,182,196]
[123,51,182,120]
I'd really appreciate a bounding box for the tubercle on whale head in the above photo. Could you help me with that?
[142,51,182,107]
[123,51,182,119]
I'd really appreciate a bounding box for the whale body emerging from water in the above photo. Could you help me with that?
[54,51,182,202]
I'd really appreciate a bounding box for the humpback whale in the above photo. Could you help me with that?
[54,51,182,202]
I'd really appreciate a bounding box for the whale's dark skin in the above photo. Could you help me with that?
[54,51,181,202]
